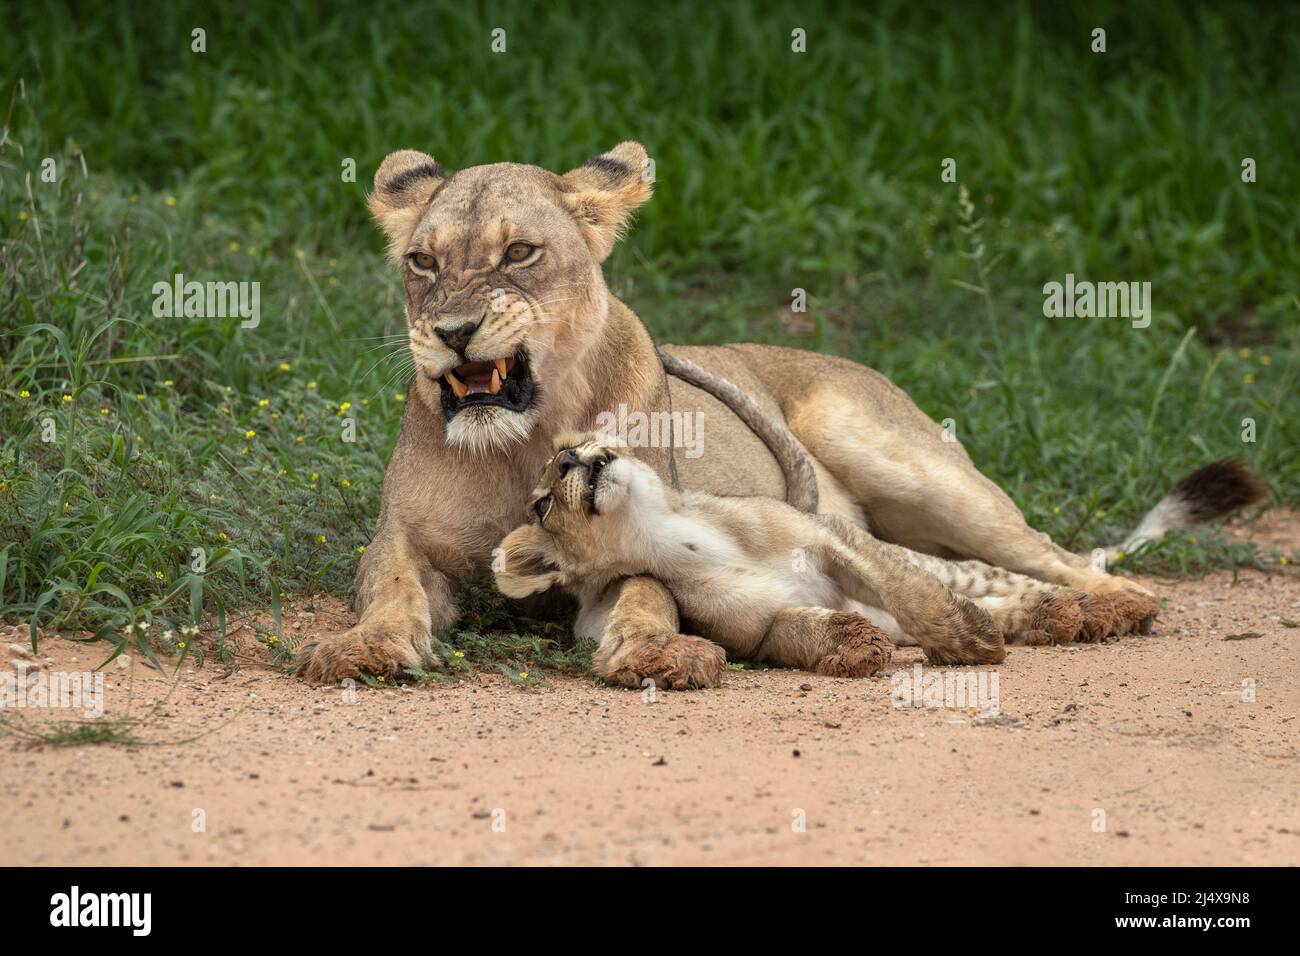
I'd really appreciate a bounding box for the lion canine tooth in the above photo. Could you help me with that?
[493,358,508,380]
[444,370,468,398]
[489,368,502,394]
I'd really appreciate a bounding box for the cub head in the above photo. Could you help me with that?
[494,432,666,598]
[368,143,654,455]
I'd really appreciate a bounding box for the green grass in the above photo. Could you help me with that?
[1,0,1296,668]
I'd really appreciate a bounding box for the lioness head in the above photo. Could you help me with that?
[494,432,667,598]
[368,143,653,454]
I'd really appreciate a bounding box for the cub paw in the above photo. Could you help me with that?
[295,619,429,684]
[1075,589,1159,642]
[815,612,894,677]
[599,633,726,690]
[1005,590,1086,646]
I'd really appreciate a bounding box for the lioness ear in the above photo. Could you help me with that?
[368,150,448,262]
[560,141,654,262]
[495,525,565,599]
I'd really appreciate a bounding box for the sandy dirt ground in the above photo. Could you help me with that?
[2,522,1297,866]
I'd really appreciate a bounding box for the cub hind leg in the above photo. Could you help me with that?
[814,516,1005,665]
[756,606,894,678]
[882,550,1158,645]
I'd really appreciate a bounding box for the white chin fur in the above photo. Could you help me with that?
[593,458,654,515]
[445,405,535,455]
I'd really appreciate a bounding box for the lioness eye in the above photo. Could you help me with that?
[504,242,534,264]
[410,252,437,271]
[533,495,552,522]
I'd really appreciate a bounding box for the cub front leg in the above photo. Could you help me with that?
[593,577,725,690]
[758,606,894,677]
[296,530,457,684]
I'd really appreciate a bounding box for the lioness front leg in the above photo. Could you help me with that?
[757,607,893,677]
[295,531,456,684]
[593,577,725,690]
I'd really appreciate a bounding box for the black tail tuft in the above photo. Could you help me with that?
[1169,458,1267,523]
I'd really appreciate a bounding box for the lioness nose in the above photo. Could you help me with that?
[435,321,478,354]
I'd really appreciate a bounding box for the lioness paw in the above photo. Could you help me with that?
[295,619,430,684]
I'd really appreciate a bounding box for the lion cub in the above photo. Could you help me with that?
[495,434,1008,681]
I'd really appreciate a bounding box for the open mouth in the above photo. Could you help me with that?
[585,456,608,512]
[432,347,536,419]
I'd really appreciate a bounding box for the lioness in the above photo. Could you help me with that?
[495,435,1167,685]
[296,142,1263,687]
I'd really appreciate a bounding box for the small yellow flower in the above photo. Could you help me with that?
[1260,355,1272,366]
[218,531,229,541]
[258,399,269,407]
[18,210,29,221]
[453,651,465,659]
[307,380,317,390]
[310,471,319,482]
[356,545,365,554]
[267,634,279,645]
[1116,550,1126,561]
[1097,510,1106,518]
[376,675,385,682]
[328,258,338,268]
[519,672,528,679]
[165,196,177,206]
[1188,536,1197,544]
[1244,373,1255,385]
[135,394,145,400]
[1052,506,1061,514]
[154,570,165,580]
[1238,347,1252,359]
[295,249,306,260]
[130,194,139,203]
[295,436,305,445]
[228,241,239,252]
[62,394,73,403]
[246,246,257,255]
[279,362,291,372]
[178,641,187,650]
[316,534,326,543]
[99,408,109,415]
[341,478,350,488]
[394,393,405,402]
[244,429,256,438]
[163,380,174,387]
[338,401,351,412]
[1280,556,1289,566]
[241,446,250,455]
[18,390,29,399]
[271,412,279,420]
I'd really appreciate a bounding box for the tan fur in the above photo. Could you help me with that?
[296,142,1173,686]
[495,437,1005,682]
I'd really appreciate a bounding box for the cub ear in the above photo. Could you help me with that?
[495,525,565,599]
[368,150,448,262]
[559,141,654,262]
